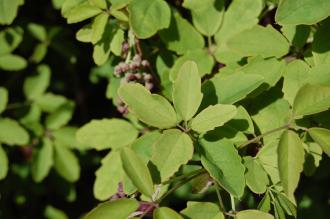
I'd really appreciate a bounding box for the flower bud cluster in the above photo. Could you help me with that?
[113,54,154,114]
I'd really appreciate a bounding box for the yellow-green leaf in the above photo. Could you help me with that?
[85,199,139,219]
[309,128,330,157]
[278,130,304,200]
[292,84,330,118]
[118,83,177,129]
[154,207,183,219]
[76,118,138,150]
[236,210,274,219]
[173,61,203,121]
[151,129,194,182]
[120,147,154,198]
[190,104,237,133]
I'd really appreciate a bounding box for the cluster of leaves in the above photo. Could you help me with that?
[1,0,330,218]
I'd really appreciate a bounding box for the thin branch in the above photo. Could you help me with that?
[162,168,206,185]
[214,183,226,214]
[157,170,205,203]
[230,195,236,212]
[238,124,290,149]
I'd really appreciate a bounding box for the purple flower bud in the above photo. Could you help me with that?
[122,42,129,53]
[125,73,136,82]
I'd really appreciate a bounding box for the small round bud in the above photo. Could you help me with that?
[135,73,142,80]
[125,73,136,82]
[132,54,142,63]
[122,42,129,53]
[141,60,149,68]
[143,73,152,81]
[145,82,154,90]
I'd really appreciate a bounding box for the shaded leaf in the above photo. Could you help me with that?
[0,118,29,146]
[120,147,154,198]
[309,128,330,157]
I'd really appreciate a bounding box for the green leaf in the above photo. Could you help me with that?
[128,0,171,39]
[0,54,27,71]
[35,93,68,113]
[214,0,263,45]
[44,205,68,219]
[281,25,310,48]
[0,118,29,146]
[94,151,134,200]
[85,199,139,219]
[0,0,24,25]
[227,25,290,58]
[173,61,203,121]
[45,101,75,130]
[54,142,80,182]
[0,144,8,180]
[227,106,254,134]
[190,104,237,133]
[120,147,154,198]
[160,9,204,54]
[303,142,323,176]
[292,84,330,118]
[23,65,51,100]
[240,56,286,88]
[154,207,183,219]
[213,0,263,64]
[201,72,264,106]
[312,19,330,65]
[30,43,48,63]
[27,23,47,42]
[109,0,131,10]
[151,129,194,182]
[275,0,330,25]
[118,83,177,129]
[66,3,102,24]
[273,198,286,219]
[236,210,274,219]
[200,138,245,197]
[243,156,269,194]
[0,27,24,55]
[275,192,297,218]
[0,87,8,114]
[52,127,82,149]
[278,130,304,200]
[89,0,106,9]
[252,96,291,145]
[183,0,224,36]
[91,13,109,44]
[181,201,225,219]
[131,131,161,163]
[258,192,271,213]
[76,24,92,42]
[257,140,281,185]
[31,138,54,182]
[110,28,124,56]
[76,118,138,150]
[92,22,120,65]
[169,49,214,81]
[309,128,330,157]
[282,60,310,105]
[307,63,330,86]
